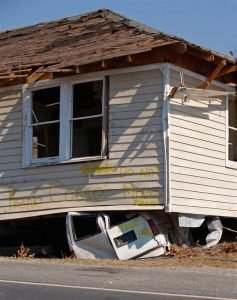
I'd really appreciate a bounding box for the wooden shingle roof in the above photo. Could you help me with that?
[0,9,236,86]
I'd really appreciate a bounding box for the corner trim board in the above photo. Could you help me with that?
[161,64,171,212]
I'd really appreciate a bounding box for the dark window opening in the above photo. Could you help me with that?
[71,81,103,159]
[32,123,59,159]
[72,117,102,158]
[73,81,102,118]
[228,97,237,161]
[32,87,60,159]
[32,87,60,123]
[72,215,101,241]
[114,230,137,248]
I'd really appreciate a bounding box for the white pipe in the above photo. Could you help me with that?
[161,64,171,212]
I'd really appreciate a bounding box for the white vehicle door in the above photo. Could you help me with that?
[106,216,160,260]
[66,212,116,259]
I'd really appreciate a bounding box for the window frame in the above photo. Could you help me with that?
[22,77,107,167]
[226,95,237,169]
[68,78,106,162]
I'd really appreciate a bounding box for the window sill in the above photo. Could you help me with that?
[23,155,107,168]
[60,155,107,165]
[226,160,237,170]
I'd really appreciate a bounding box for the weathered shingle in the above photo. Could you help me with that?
[0,9,236,84]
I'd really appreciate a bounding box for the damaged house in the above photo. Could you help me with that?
[0,9,236,258]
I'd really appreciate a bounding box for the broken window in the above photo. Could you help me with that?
[71,81,103,158]
[23,78,107,166]
[31,87,60,159]
[228,96,237,162]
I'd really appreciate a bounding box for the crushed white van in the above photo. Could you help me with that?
[66,212,170,260]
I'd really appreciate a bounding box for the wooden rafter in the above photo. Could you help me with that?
[101,60,107,68]
[50,68,74,73]
[217,65,237,78]
[198,59,227,89]
[152,41,187,55]
[26,66,48,84]
[188,46,215,62]
[0,69,32,77]
[75,66,80,74]
[0,74,27,80]
[127,55,133,63]
[168,42,187,54]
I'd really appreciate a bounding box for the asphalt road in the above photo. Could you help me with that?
[0,259,236,300]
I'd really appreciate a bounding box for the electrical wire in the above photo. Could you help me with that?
[223,226,237,234]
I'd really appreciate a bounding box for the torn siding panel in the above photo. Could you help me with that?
[0,69,164,219]
[169,68,237,217]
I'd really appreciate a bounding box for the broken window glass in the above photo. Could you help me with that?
[71,81,103,158]
[31,87,60,159]
[228,97,237,161]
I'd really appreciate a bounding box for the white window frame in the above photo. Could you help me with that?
[22,77,107,167]
[226,95,237,169]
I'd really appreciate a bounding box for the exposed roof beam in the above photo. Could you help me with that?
[50,68,74,73]
[198,59,227,89]
[188,46,215,62]
[0,74,27,80]
[162,42,187,54]
[217,64,237,78]
[101,60,107,68]
[75,66,80,74]
[127,55,133,63]
[0,69,32,77]
[26,66,48,84]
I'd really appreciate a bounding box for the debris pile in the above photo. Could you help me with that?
[0,212,236,261]
[170,242,237,258]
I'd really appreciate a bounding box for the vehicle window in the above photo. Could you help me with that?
[114,230,137,248]
[72,215,101,240]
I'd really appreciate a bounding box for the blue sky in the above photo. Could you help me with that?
[0,0,236,55]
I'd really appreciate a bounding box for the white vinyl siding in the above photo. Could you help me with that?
[168,67,237,217]
[0,69,164,220]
